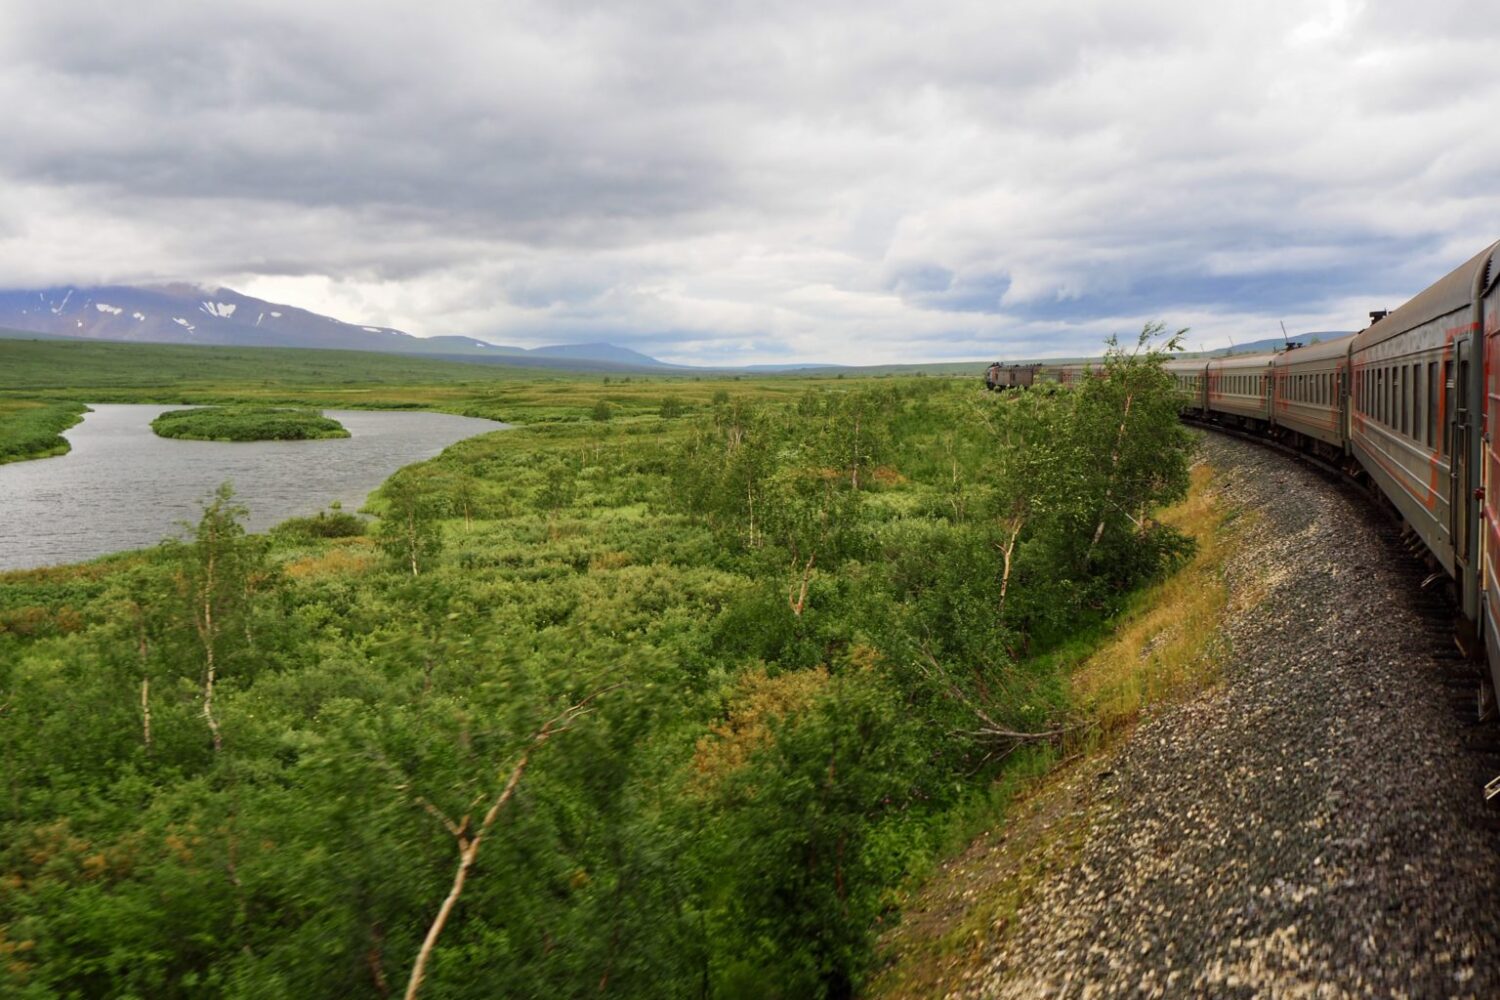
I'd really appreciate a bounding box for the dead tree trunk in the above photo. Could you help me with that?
[407,510,421,576]
[996,513,1024,619]
[198,541,223,753]
[403,693,608,1000]
[1086,389,1135,564]
[141,678,152,751]
[788,552,816,617]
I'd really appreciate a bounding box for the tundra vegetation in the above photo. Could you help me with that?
[0,400,88,463]
[150,405,350,442]
[0,331,1192,998]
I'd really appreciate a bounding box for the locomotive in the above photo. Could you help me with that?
[1024,241,1500,728]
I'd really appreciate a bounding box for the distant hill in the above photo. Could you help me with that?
[0,284,678,371]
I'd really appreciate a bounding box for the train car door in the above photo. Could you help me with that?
[1454,336,1479,622]
[1338,366,1350,454]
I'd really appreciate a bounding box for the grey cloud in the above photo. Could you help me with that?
[2,0,1498,364]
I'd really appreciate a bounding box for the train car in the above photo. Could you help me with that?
[1347,248,1496,589]
[1270,335,1353,457]
[1051,362,1092,386]
[1205,352,1274,427]
[1468,245,1500,687]
[985,363,1039,390]
[1164,357,1209,413]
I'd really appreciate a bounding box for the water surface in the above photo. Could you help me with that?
[0,404,510,571]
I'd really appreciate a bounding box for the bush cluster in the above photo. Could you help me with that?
[151,405,350,441]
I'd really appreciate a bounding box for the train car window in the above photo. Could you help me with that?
[1427,362,1438,448]
[1414,365,1424,443]
[1394,366,1401,433]
[1412,363,1422,441]
[1443,360,1453,455]
[1401,365,1410,436]
[1388,366,1396,426]
[1377,368,1385,424]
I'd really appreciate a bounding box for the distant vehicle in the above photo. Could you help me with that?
[984,362,1039,391]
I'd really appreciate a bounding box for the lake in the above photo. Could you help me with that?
[0,404,511,571]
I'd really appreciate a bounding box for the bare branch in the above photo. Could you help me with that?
[402,683,623,1000]
[916,647,1085,754]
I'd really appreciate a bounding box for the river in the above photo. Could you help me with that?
[0,404,511,571]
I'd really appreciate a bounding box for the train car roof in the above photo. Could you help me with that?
[1163,357,1208,373]
[1271,332,1354,365]
[1353,240,1500,350]
[1207,351,1277,371]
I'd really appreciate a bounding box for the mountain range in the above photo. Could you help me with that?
[0,281,1346,375]
[0,284,681,371]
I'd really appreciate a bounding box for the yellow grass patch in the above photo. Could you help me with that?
[283,542,377,580]
[588,550,633,571]
[691,666,829,796]
[1066,462,1250,741]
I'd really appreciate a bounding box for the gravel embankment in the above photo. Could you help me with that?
[963,433,1500,999]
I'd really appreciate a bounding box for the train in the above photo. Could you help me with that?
[1013,240,1500,724]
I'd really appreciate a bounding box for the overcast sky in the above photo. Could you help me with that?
[1,0,1495,365]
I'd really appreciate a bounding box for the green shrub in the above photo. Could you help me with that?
[151,405,349,441]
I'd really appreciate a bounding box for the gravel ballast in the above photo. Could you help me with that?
[959,432,1500,999]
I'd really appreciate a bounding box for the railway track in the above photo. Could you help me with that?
[1185,417,1500,771]
[956,432,1500,998]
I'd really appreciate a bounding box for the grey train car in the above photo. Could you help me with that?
[984,363,1039,390]
[1272,334,1351,458]
[1165,357,1208,412]
[1205,351,1274,426]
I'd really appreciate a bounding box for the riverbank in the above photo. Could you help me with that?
[0,404,508,570]
[0,400,87,464]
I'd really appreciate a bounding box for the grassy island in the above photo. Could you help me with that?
[0,400,88,463]
[151,404,350,441]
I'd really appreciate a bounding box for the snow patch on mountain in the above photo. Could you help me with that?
[200,301,237,319]
[133,312,145,321]
[172,317,195,332]
[95,303,123,315]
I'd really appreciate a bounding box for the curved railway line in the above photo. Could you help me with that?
[1019,240,1500,792]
